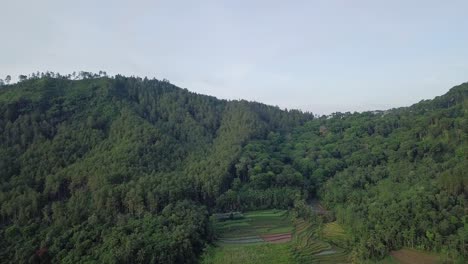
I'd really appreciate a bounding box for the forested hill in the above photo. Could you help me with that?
[0,74,311,263]
[0,74,466,263]
[216,82,467,261]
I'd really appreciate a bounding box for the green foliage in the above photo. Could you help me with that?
[0,74,310,263]
[214,82,467,261]
[249,83,467,261]
[0,74,466,263]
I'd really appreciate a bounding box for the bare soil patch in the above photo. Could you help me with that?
[390,248,439,264]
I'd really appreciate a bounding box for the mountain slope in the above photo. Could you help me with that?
[0,75,311,263]
[222,83,467,261]
[0,74,466,263]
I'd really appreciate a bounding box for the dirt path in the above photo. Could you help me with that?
[260,233,292,243]
[219,236,264,244]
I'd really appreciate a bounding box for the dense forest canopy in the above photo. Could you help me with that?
[0,72,466,263]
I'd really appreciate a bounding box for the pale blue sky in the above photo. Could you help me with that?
[1,0,467,114]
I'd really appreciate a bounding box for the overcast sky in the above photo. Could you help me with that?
[1,0,467,114]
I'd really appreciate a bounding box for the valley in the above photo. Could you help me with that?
[0,75,466,263]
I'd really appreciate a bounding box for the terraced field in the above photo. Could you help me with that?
[322,222,349,247]
[201,209,295,264]
[202,210,352,263]
[291,218,350,263]
[214,209,293,244]
[203,209,444,264]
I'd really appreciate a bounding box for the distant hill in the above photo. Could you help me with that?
[0,74,466,263]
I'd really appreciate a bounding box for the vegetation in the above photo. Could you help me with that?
[219,83,467,262]
[0,73,310,263]
[0,72,466,263]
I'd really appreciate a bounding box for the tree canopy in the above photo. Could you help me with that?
[0,73,466,263]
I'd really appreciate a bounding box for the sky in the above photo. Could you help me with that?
[1,0,468,114]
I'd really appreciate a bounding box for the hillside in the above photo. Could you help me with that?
[0,74,311,263]
[221,82,467,262]
[0,74,466,263]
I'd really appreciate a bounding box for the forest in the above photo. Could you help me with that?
[0,72,466,263]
